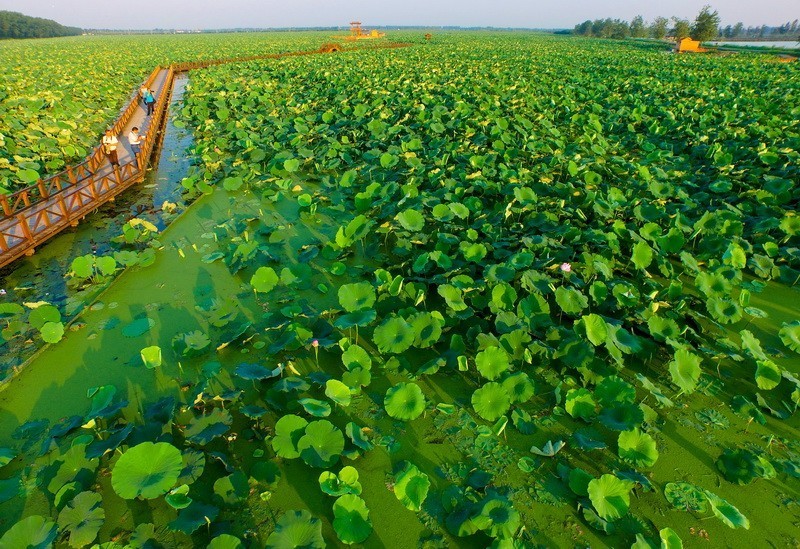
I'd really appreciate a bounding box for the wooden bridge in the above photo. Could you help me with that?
[0,42,410,270]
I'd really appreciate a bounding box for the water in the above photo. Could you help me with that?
[709,40,800,49]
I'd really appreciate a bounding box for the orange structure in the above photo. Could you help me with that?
[333,21,386,41]
[675,37,706,53]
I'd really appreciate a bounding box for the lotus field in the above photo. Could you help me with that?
[1,33,799,548]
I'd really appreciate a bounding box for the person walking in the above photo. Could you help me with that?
[102,129,119,167]
[144,89,156,116]
[139,84,148,106]
[128,127,145,166]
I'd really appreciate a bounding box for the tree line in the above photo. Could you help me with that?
[573,5,799,42]
[0,11,82,39]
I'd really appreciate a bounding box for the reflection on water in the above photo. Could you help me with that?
[709,40,800,49]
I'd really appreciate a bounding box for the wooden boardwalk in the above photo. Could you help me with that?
[0,42,412,270]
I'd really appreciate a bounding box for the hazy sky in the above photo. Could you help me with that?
[0,0,796,29]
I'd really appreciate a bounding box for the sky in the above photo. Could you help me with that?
[0,0,796,30]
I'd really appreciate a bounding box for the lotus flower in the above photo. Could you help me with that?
[560,262,572,273]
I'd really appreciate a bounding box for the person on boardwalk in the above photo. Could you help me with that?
[139,84,148,106]
[102,129,119,167]
[144,89,156,116]
[127,127,145,166]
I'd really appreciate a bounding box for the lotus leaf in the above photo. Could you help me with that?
[471,382,511,421]
[476,496,520,539]
[0,516,57,549]
[438,284,468,311]
[755,360,781,390]
[333,494,373,544]
[668,348,702,394]
[57,492,104,547]
[587,474,634,521]
[345,422,373,452]
[265,510,325,549]
[185,408,233,446]
[214,470,249,505]
[555,287,588,315]
[618,428,659,468]
[169,502,220,535]
[165,484,192,510]
[664,482,708,513]
[299,398,332,417]
[704,490,750,529]
[234,362,274,380]
[251,266,279,293]
[500,372,534,403]
[208,534,244,549]
[778,321,800,354]
[338,282,376,312]
[325,379,352,407]
[565,388,596,421]
[172,330,211,357]
[272,415,308,459]
[410,311,444,348]
[111,442,182,499]
[140,346,162,369]
[475,346,511,381]
[384,382,426,420]
[319,466,362,496]
[373,316,415,354]
[581,313,608,346]
[393,461,430,511]
[530,439,565,457]
[395,209,425,232]
[341,344,371,370]
[297,420,344,468]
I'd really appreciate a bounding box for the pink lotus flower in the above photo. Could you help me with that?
[560,263,572,273]
[312,339,319,348]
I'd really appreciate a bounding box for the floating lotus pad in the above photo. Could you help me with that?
[332,494,373,544]
[265,510,325,549]
[384,382,426,421]
[111,442,183,500]
[471,382,511,421]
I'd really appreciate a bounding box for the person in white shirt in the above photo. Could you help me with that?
[128,127,145,160]
[102,129,119,167]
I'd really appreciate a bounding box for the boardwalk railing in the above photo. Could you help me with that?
[0,42,411,270]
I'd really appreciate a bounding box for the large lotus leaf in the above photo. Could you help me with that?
[214,471,249,505]
[319,466,362,496]
[663,482,708,513]
[140,346,162,369]
[333,494,373,544]
[272,415,309,459]
[580,314,608,347]
[647,315,680,341]
[472,382,511,421]
[587,474,634,521]
[251,267,279,293]
[617,428,659,468]
[169,502,220,535]
[40,322,65,344]
[599,403,644,432]
[28,304,61,329]
[47,443,99,495]
[341,344,371,371]
[208,534,244,549]
[500,372,534,404]
[172,330,211,358]
[0,516,57,549]
[716,449,774,485]
[632,240,654,270]
[297,420,344,468]
[384,382,426,421]
[393,461,430,511]
[668,348,702,394]
[234,362,275,381]
[372,316,415,354]
[185,409,233,446]
[706,297,743,325]
[410,311,444,348]
[395,209,425,232]
[338,282,376,313]
[325,379,352,407]
[555,287,588,315]
[438,284,468,311]
[778,321,800,354]
[475,346,511,381]
[112,442,182,499]
[299,398,332,417]
[265,510,325,549]
[565,388,596,421]
[703,490,750,529]
[476,496,520,539]
[595,376,636,406]
[57,492,104,548]
[755,360,782,390]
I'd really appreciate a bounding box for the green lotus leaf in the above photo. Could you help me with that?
[28,304,60,329]
[271,415,309,459]
[530,439,565,457]
[345,422,373,452]
[208,534,244,549]
[647,315,681,341]
[565,388,596,421]
[40,322,65,344]
[659,527,683,549]
[716,449,774,485]
[338,282,376,313]
[395,209,425,232]
[695,271,731,297]
[581,313,608,346]
[333,494,372,544]
[334,309,377,330]
[393,461,430,511]
[663,482,708,512]
[341,344,371,370]
[0,516,57,549]
[169,502,220,535]
[57,492,104,547]
[778,321,800,354]
[460,242,488,262]
[235,362,276,381]
[476,496,520,539]
[185,408,233,446]
[472,382,511,421]
[587,474,634,521]
[265,510,325,549]
[632,240,654,270]
[500,372,534,404]
[555,287,588,315]
[668,348,702,394]
[297,420,344,468]
[755,360,781,390]
[165,484,192,510]
[595,375,636,406]
[568,468,594,497]
[319,466,362,496]
[599,403,644,431]
[410,311,444,348]
[178,450,206,485]
[0,303,25,319]
[172,330,211,358]
[617,428,659,468]
[284,158,300,172]
[222,176,244,191]
[325,379,352,407]
[438,284,468,311]
[475,346,511,381]
[299,398,332,417]
[214,470,249,505]
[706,297,743,324]
[140,346,162,369]
[251,267,279,293]
[372,316,415,354]
[129,523,157,548]
[384,382,426,421]
[111,442,182,500]
[703,490,749,529]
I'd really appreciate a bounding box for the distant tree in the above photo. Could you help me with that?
[672,18,691,39]
[722,25,733,38]
[630,15,647,38]
[0,10,81,39]
[733,22,744,37]
[574,20,592,36]
[691,5,720,42]
[650,17,669,39]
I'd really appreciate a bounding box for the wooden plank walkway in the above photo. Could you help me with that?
[0,42,412,270]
